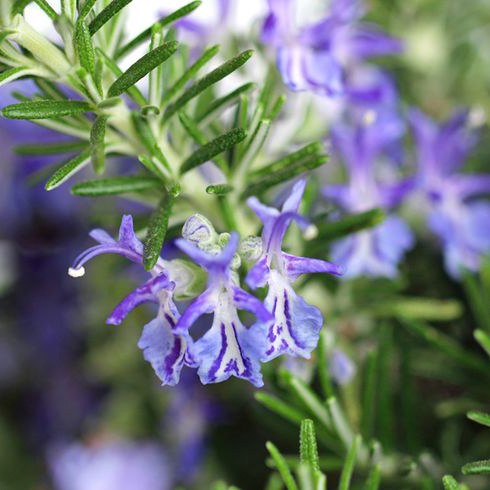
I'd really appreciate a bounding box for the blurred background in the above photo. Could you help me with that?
[0,1,489,489]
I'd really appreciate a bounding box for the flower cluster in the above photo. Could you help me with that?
[261,0,402,97]
[69,181,342,387]
[409,109,490,277]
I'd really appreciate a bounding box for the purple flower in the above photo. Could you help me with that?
[246,180,343,362]
[329,349,355,385]
[323,112,414,278]
[48,438,171,490]
[409,109,490,277]
[175,233,273,387]
[69,215,193,386]
[261,0,402,97]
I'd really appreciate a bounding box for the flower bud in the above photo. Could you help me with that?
[182,214,216,245]
[238,236,263,262]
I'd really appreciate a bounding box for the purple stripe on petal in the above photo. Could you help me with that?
[175,289,216,333]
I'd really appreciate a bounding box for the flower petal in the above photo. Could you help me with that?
[175,289,217,333]
[194,315,263,387]
[246,255,270,289]
[232,286,273,324]
[283,253,343,281]
[106,273,174,325]
[137,310,189,387]
[253,270,323,361]
[118,215,144,254]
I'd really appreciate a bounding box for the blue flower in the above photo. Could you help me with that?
[175,233,273,387]
[48,438,171,490]
[261,0,402,97]
[409,109,490,277]
[329,349,356,385]
[323,105,414,278]
[246,180,343,362]
[69,215,193,386]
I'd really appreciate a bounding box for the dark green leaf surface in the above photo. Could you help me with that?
[90,115,108,174]
[71,176,162,196]
[180,128,247,174]
[108,41,178,98]
[206,184,234,195]
[241,154,328,197]
[75,21,95,75]
[461,459,490,475]
[164,50,254,122]
[115,1,201,59]
[143,192,174,270]
[195,82,256,122]
[314,208,386,243]
[89,0,133,35]
[2,100,92,119]
[78,0,97,20]
[45,148,91,190]
[15,140,87,155]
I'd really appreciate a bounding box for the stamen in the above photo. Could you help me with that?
[68,266,85,278]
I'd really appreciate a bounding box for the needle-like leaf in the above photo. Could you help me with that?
[71,176,162,196]
[2,100,92,119]
[108,41,179,98]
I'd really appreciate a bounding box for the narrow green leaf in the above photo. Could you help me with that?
[265,473,284,490]
[196,82,256,123]
[300,419,320,472]
[88,0,133,36]
[107,41,178,98]
[279,370,332,430]
[90,115,108,174]
[462,271,490,334]
[75,20,95,76]
[268,94,286,121]
[377,325,394,451]
[364,464,381,490]
[71,175,162,196]
[249,143,323,178]
[16,140,87,155]
[338,435,361,490]
[467,411,490,428]
[254,392,305,425]
[266,442,298,490]
[131,113,170,171]
[462,459,490,475]
[162,44,219,104]
[371,297,462,322]
[474,329,490,357]
[164,50,254,122]
[317,331,334,400]
[241,155,328,198]
[34,0,57,20]
[11,0,33,16]
[115,1,202,59]
[0,67,33,89]
[401,319,489,376]
[361,350,377,440]
[442,475,460,490]
[96,48,147,106]
[2,100,92,119]
[78,0,96,20]
[45,148,91,190]
[315,208,385,242]
[180,128,247,175]
[206,184,234,195]
[143,192,174,270]
[178,111,206,143]
[326,397,354,449]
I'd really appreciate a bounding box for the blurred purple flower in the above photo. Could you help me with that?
[323,105,414,278]
[409,109,490,277]
[247,180,342,361]
[175,233,272,387]
[48,438,171,490]
[70,215,193,386]
[261,0,402,96]
[328,349,355,385]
